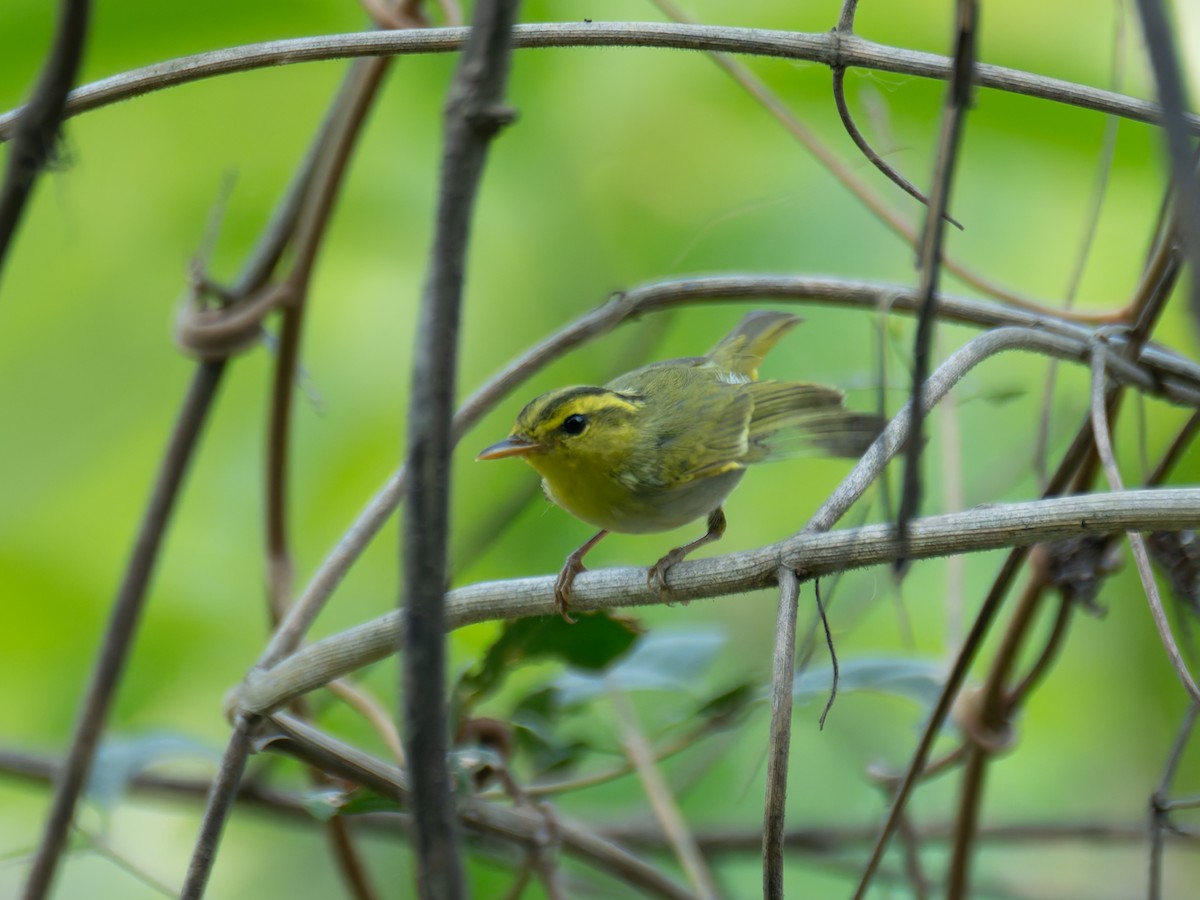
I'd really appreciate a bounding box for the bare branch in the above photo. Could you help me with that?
[1133,0,1200,320]
[264,714,695,900]
[234,486,1200,716]
[763,568,800,900]
[402,1,521,894]
[898,0,977,545]
[3,25,1196,145]
[1089,340,1200,704]
[610,688,717,899]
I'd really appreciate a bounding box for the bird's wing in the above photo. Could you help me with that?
[746,381,885,460]
[611,363,754,485]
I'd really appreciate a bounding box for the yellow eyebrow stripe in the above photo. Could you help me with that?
[557,392,642,419]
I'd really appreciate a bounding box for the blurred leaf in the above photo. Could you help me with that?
[791,658,947,709]
[694,681,761,732]
[977,384,1028,406]
[86,732,217,812]
[301,787,350,822]
[457,611,642,710]
[555,628,727,706]
[302,787,404,821]
[511,687,593,773]
[449,745,508,795]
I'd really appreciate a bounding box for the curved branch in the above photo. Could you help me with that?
[234,487,1200,715]
[1,24,1193,143]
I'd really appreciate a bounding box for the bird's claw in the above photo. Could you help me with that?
[648,550,687,606]
[554,560,584,624]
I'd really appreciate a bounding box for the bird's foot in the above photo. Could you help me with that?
[648,549,689,607]
[554,558,585,624]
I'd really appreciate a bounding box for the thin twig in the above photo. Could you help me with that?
[264,714,695,900]
[830,0,962,230]
[763,568,801,900]
[265,53,394,623]
[650,0,1033,311]
[896,813,930,900]
[815,580,840,729]
[83,831,178,898]
[897,0,977,544]
[22,361,224,900]
[1090,341,1200,703]
[1034,1,1126,486]
[1133,0,1200,320]
[326,679,406,764]
[947,566,1059,897]
[402,1,520,895]
[1149,703,1199,900]
[0,0,89,289]
[179,718,256,900]
[610,688,717,900]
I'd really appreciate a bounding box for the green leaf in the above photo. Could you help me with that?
[301,787,405,820]
[457,611,642,710]
[694,681,760,731]
[555,628,727,706]
[791,658,947,709]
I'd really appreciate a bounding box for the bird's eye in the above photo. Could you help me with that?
[560,413,588,436]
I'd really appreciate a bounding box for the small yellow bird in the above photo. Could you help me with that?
[478,311,883,621]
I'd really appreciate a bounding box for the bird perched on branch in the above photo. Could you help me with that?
[479,311,884,621]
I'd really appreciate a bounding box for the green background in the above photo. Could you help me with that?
[2,0,1199,896]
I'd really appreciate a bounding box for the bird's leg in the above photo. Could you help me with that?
[555,529,608,623]
[648,507,727,597]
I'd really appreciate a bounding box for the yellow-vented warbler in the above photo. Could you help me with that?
[478,311,883,621]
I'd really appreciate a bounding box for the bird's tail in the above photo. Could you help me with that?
[705,310,801,380]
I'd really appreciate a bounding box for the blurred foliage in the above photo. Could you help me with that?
[3,0,1200,897]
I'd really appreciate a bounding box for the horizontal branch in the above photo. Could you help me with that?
[264,714,693,900]
[233,488,1200,715]
[3,743,1193,850]
[2,22,1193,142]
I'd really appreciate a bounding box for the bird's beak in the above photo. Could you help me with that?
[477,435,541,460]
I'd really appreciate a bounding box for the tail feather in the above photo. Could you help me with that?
[746,380,887,461]
[705,311,801,379]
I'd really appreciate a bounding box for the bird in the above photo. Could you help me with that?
[477,311,884,621]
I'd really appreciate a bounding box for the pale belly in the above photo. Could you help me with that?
[543,468,745,534]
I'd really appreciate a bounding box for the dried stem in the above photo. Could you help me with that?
[179,717,256,899]
[829,0,962,230]
[1150,703,1200,899]
[401,1,520,895]
[178,41,418,898]
[1133,0,1200,319]
[263,714,695,900]
[763,568,801,899]
[1090,341,1200,703]
[898,0,977,542]
[610,688,718,899]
